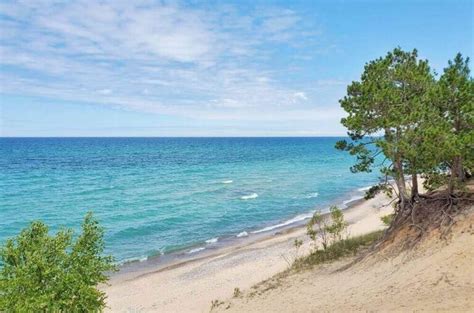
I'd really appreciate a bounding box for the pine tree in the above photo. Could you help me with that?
[336,48,436,209]
[436,53,474,192]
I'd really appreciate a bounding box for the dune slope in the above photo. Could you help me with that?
[216,207,474,312]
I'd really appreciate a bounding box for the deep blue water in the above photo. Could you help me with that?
[0,137,380,262]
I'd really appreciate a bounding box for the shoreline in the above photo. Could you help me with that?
[104,187,395,312]
[110,185,371,281]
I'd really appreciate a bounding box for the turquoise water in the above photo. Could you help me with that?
[0,137,380,262]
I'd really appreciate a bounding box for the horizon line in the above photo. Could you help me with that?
[0,135,352,139]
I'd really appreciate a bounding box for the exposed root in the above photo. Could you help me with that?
[351,190,474,264]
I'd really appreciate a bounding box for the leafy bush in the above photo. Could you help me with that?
[307,206,348,250]
[306,212,329,250]
[0,212,116,312]
[325,206,348,242]
[380,213,395,226]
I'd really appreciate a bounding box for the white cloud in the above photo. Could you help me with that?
[293,92,308,101]
[0,0,343,130]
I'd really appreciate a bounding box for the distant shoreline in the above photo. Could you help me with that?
[104,182,394,312]
[110,185,370,282]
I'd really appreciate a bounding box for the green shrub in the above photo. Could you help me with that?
[380,213,395,226]
[0,212,116,312]
[306,212,329,250]
[307,206,348,250]
[294,230,383,270]
[325,206,348,242]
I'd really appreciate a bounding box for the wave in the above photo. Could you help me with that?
[251,212,314,234]
[240,193,258,200]
[305,192,319,199]
[205,237,218,244]
[118,255,149,265]
[342,195,365,207]
[222,180,233,184]
[116,181,378,263]
[236,231,248,237]
[357,185,373,192]
[187,247,205,254]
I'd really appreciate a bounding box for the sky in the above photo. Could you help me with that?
[0,0,472,137]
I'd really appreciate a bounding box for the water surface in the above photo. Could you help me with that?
[0,137,380,262]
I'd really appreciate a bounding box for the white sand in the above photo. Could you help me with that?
[218,206,474,312]
[104,191,397,312]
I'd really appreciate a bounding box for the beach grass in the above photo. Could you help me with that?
[292,230,383,270]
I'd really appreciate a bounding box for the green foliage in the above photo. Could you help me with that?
[336,48,438,204]
[436,53,474,187]
[325,206,348,242]
[0,213,116,312]
[306,212,329,250]
[337,47,473,205]
[380,214,395,226]
[364,184,394,200]
[307,206,348,250]
[294,231,383,270]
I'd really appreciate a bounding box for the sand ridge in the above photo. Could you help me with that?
[217,207,474,312]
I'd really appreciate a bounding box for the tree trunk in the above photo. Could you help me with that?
[449,160,456,194]
[456,156,465,182]
[394,154,409,210]
[453,113,465,183]
[449,156,464,194]
[411,173,418,200]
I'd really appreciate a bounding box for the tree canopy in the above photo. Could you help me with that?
[0,213,116,312]
[337,48,473,211]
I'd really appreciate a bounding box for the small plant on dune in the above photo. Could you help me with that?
[294,230,383,270]
[306,212,330,250]
[380,213,395,226]
[281,238,304,268]
[210,299,224,310]
[326,206,349,243]
[307,206,347,250]
[294,238,303,251]
[0,212,116,312]
[233,287,242,298]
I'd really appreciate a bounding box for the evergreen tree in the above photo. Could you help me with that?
[336,48,436,209]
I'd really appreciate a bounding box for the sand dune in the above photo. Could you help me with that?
[217,207,474,312]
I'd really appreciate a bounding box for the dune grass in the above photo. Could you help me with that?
[293,230,383,270]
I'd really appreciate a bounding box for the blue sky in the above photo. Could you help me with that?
[0,0,472,137]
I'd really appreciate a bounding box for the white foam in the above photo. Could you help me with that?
[222,180,233,184]
[236,231,248,238]
[118,255,148,265]
[357,185,373,192]
[241,193,258,200]
[187,247,205,254]
[251,212,314,234]
[205,237,218,244]
[342,195,364,207]
[305,192,319,199]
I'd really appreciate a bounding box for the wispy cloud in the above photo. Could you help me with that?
[0,0,342,126]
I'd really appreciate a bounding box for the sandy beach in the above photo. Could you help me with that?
[104,189,397,312]
[217,205,474,312]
